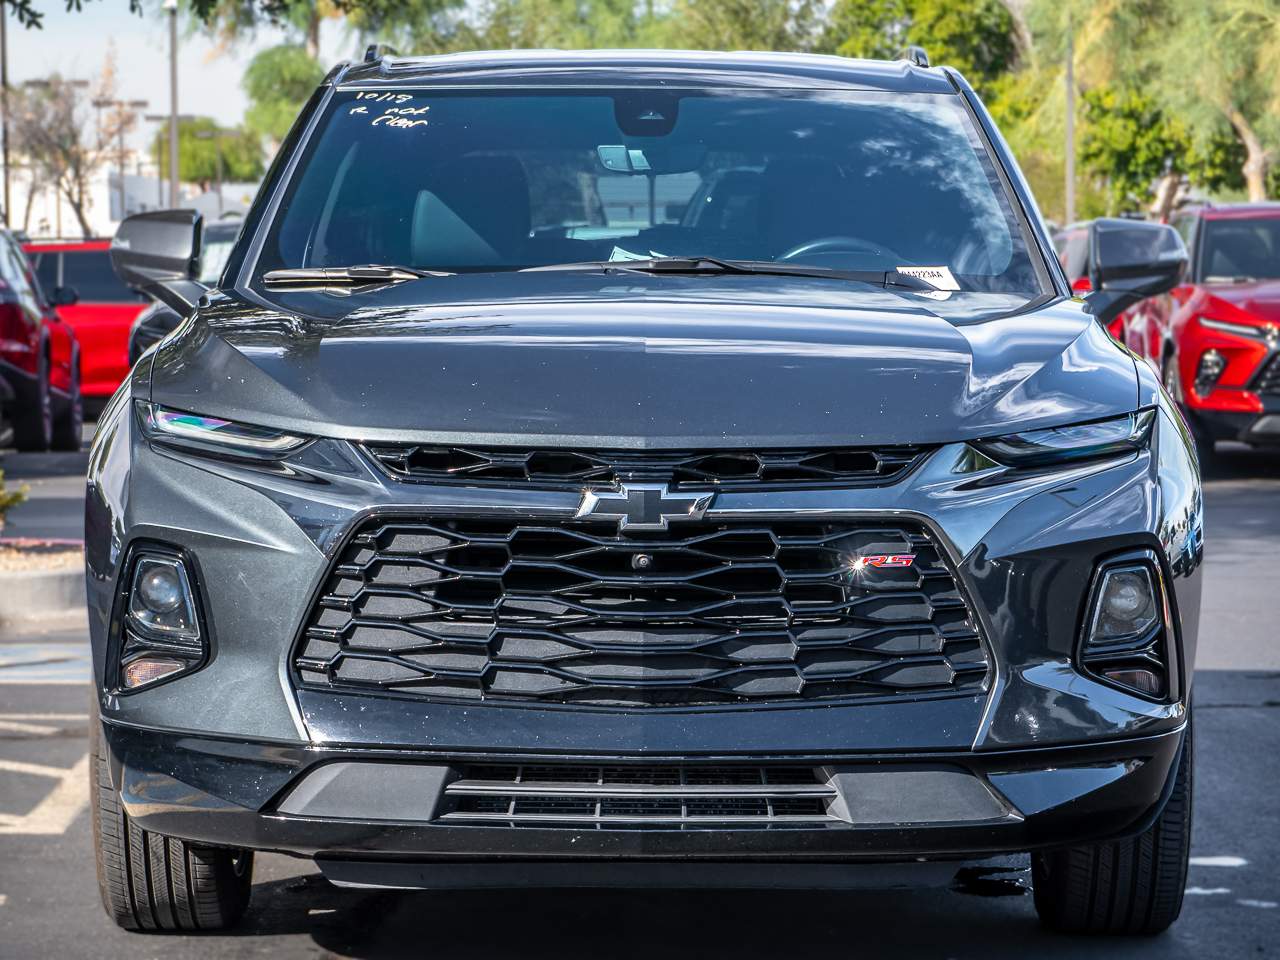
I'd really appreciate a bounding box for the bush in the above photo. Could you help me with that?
[0,469,27,533]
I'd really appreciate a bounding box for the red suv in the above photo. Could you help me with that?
[1118,203,1280,459]
[25,239,148,403]
[0,229,82,450]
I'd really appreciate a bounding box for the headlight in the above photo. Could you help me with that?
[136,400,307,457]
[1198,316,1278,343]
[971,410,1155,468]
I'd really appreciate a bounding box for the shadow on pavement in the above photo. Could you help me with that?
[1201,443,1280,482]
[228,871,1200,960]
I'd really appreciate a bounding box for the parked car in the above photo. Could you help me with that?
[127,219,243,366]
[1116,202,1280,459]
[89,50,1201,937]
[24,238,148,404]
[0,228,82,450]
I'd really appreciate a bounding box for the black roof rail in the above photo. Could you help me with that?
[364,43,400,63]
[901,45,930,68]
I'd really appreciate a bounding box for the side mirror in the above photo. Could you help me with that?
[50,285,78,308]
[1085,218,1188,327]
[110,209,206,317]
[128,304,183,367]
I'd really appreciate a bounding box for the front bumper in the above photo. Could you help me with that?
[1188,399,1280,445]
[102,719,1186,873]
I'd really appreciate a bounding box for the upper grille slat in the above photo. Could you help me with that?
[364,444,928,489]
[294,516,989,708]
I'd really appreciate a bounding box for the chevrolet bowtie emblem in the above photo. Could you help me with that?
[575,483,713,532]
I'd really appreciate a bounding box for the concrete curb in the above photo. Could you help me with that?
[0,568,87,631]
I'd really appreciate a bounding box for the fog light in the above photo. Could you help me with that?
[1100,667,1164,697]
[1088,566,1158,644]
[122,656,186,689]
[1194,349,1226,397]
[128,557,199,640]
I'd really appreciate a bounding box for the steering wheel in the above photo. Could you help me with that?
[779,235,902,263]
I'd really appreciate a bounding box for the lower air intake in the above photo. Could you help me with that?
[440,763,836,829]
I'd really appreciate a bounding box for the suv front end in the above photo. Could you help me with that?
[88,50,1202,937]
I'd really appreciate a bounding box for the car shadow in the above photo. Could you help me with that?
[229,870,1202,960]
[1202,443,1280,482]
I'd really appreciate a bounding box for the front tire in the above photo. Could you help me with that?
[1031,716,1192,935]
[92,710,253,931]
[12,353,51,451]
[51,352,83,452]
[1163,354,1215,468]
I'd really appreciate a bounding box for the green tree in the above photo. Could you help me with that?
[821,0,1017,85]
[671,0,821,53]
[242,44,325,146]
[1028,0,1280,202]
[1080,87,1245,214]
[152,117,263,186]
[406,0,666,53]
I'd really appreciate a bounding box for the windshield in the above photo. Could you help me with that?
[254,88,1045,300]
[1201,217,1280,282]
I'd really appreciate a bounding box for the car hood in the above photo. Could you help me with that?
[1198,280,1280,327]
[148,273,1138,447]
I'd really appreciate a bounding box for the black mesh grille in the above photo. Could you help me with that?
[440,763,835,828]
[293,516,989,707]
[1254,354,1280,395]
[364,444,927,489]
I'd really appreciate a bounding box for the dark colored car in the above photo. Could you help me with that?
[89,50,1202,936]
[127,220,244,366]
[1118,202,1280,458]
[0,228,82,450]
[25,239,148,403]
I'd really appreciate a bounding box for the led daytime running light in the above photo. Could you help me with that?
[139,401,306,455]
[972,410,1155,468]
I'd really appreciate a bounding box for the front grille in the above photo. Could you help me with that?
[439,763,836,828]
[1254,354,1280,395]
[293,516,988,707]
[364,444,927,489]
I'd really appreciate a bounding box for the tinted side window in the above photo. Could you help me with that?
[30,251,60,293]
[61,251,144,303]
[1201,219,1280,282]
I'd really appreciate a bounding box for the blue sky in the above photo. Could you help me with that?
[9,1,350,149]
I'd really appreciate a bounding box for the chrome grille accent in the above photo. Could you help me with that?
[440,763,836,828]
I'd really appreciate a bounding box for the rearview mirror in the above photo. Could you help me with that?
[1085,218,1187,327]
[110,209,206,317]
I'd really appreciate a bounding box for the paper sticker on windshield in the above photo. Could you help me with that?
[896,265,959,291]
[608,247,669,262]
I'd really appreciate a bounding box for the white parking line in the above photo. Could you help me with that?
[1190,856,1249,868]
[1186,887,1232,896]
[0,754,89,836]
[1238,899,1278,909]
[0,645,92,684]
[0,714,85,736]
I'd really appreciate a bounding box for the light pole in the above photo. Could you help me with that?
[165,0,180,207]
[93,98,149,222]
[2,1,9,226]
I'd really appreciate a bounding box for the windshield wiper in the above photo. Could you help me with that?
[524,257,934,289]
[262,264,452,292]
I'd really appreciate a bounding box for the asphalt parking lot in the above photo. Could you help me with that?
[1,441,1278,958]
